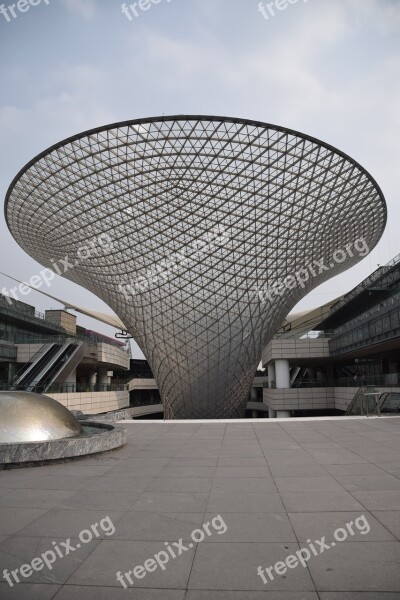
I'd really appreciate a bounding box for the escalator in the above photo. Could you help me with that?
[10,342,84,393]
[380,392,400,414]
[11,343,59,390]
[346,388,400,415]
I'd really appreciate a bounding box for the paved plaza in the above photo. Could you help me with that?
[1,417,400,599]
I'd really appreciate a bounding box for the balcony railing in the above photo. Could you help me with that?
[0,382,128,393]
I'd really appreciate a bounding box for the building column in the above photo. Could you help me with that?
[8,363,16,386]
[276,410,291,418]
[267,363,276,388]
[97,368,109,389]
[89,371,97,388]
[275,359,290,388]
[266,362,277,418]
[275,359,291,419]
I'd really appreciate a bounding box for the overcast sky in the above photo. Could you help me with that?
[0,0,399,358]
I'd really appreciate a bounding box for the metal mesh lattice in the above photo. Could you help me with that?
[5,116,387,418]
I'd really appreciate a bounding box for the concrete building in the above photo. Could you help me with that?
[0,293,130,414]
[263,253,400,418]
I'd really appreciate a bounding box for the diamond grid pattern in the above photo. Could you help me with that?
[5,116,386,418]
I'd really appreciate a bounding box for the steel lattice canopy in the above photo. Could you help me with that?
[4,116,387,419]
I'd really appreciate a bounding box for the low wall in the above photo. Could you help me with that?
[48,390,129,415]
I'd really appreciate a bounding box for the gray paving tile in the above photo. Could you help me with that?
[280,491,364,512]
[299,443,342,449]
[217,457,268,466]
[83,475,153,492]
[0,489,76,510]
[305,449,369,464]
[259,441,302,450]
[117,450,178,458]
[212,477,276,492]
[16,509,124,538]
[377,463,400,477]
[68,539,195,588]
[114,457,172,466]
[203,512,296,543]
[323,464,388,476]
[263,450,318,466]
[34,464,114,477]
[320,593,400,599]
[268,464,329,478]
[130,492,209,513]
[0,536,100,584]
[188,542,315,591]
[146,478,213,493]
[217,448,264,457]
[288,511,395,541]
[110,464,166,476]
[0,582,60,599]
[215,466,272,478]
[110,512,205,541]
[352,490,400,510]
[0,470,44,488]
[0,488,12,499]
[3,420,400,598]
[174,449,227,458]
[54,586,185,599]
[275,477,343,492]
[207,491,285,513]
[107,458,173,470]
[334,474,400,491]
[3,475,97,491]
[61,489,141,511]
[185,593,318,600]
[168,457,219,466]
[307,542,400,591]
[0,508,48,536]
[371,511,400,539]
[159,466,216,478]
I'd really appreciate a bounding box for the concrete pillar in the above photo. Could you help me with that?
[98,368,109,389]
[89,371,97,387]
[276,410,291,418]
[268,406,276,418]
[275,359,290,389]
[8,362,16,386]
[267,363,276,388]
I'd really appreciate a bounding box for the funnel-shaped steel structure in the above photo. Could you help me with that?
[5,116,387,418]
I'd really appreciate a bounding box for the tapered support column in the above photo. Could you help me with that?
[5,116,387,419]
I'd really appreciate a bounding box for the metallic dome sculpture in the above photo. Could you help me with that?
[0,391,82,443]
[5,116,387,419]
